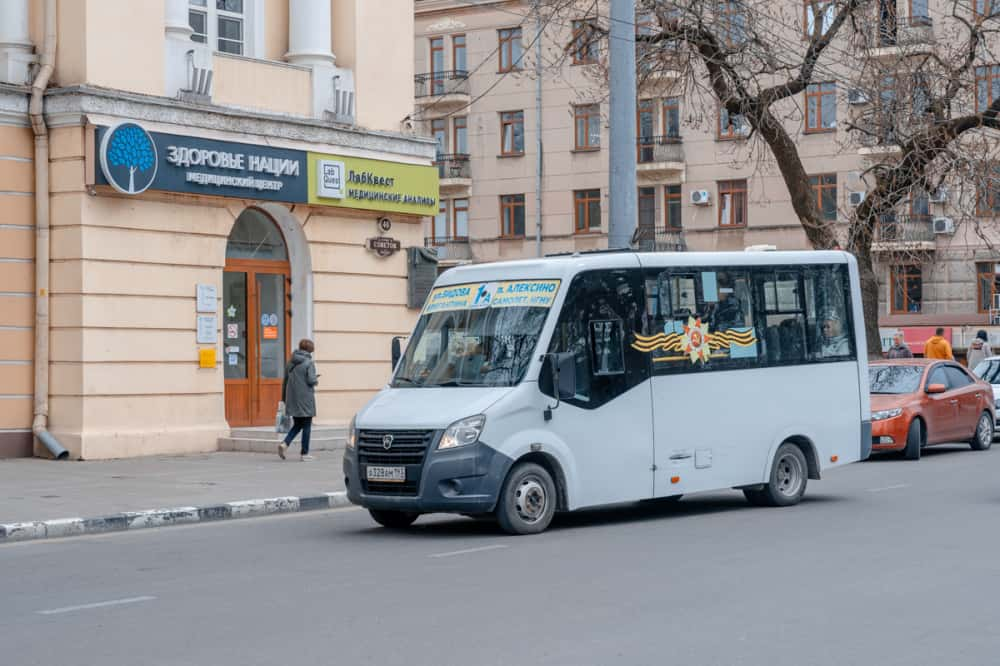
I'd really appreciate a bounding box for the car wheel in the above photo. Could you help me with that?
[495,462,557,535]
[970,412,994,451]
[904,419,923,461]
[368,509,419,529]
[743,443,807,507]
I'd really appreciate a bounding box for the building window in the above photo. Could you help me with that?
[978,262,1000,313]
[804,1,836,36]
[666,185,682,229]
[637,99,656,161]
[975,0,997,20]
[574,104,601,150]
[453,34,467,73]
[976,65,1000,113]
[809,174,837,221]
[500,111,525,155]
[891,265,922,314]
[805,82,837,132]
[718,107,749,139]
[574,189,602,232]
[430,37,446,94]
[189,0,246,55]
[433,200,449,243]
[911,191,930,224]
[718,1,747,46]
[453,198,469,239]
[638,187,656,235]
[718,179,748,227]
[662,98,681,139]
[498,27,523,72]
[453,116,468,155]
[500,194,526,238]
[431,119,447,158]
[571,20,599,65]
[978,169,1000,216]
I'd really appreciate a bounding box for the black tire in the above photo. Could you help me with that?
[904,419,923,461]
[743,443,808,507]
[495,462,557,535]
[970,412,994,451]
[368,509,419,529]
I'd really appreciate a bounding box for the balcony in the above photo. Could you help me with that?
[425,236,473,262]
[871,215,936,254]
[634,227,687,252]
[636,136,685,181]
[434,154,471,195]
[864,17,935,58]
[857,128,902,158]
[414,71,470,115]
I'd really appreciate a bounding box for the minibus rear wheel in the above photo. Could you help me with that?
[369,509,419,529]
[496,462,557,535]
[743,443,808,507]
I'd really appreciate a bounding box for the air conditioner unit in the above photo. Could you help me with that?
[932,217,955,234]
[848,191,866,207]
[928,186,948,203]
[848,89,869,105]
[690,190,711,206]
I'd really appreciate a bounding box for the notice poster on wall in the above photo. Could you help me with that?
[196,284,217,313]
[197,315,217,344]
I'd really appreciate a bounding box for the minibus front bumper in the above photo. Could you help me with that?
[343,434,513,515]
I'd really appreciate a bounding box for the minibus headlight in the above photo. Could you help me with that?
[872,408,902,421]
[346,415,357,449]
[438,415,486,450]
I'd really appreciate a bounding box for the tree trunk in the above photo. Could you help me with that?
[855,250,884,360]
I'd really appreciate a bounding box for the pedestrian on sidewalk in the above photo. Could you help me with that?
[966,329,992,370]
[924,328,954,361]
[279,339,319,461]
[887,332,913,359]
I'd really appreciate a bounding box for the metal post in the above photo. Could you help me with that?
[608,0,637,249]
[535,0,544,257]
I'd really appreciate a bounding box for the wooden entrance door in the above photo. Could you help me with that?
[223,259,291,427]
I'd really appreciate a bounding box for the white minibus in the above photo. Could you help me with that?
[343,251,871,534]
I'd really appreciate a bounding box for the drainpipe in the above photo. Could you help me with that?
[29,0,68,460]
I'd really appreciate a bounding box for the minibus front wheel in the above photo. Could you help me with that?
[496,462,557,535]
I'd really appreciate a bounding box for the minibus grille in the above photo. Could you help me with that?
[358,430,435,496]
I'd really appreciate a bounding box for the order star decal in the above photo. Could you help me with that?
[682,317,712,364]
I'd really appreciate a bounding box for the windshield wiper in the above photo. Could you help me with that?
[393,376,421,386]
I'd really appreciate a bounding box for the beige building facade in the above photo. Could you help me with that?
[0,0,436,459]
[414,0,1000,357]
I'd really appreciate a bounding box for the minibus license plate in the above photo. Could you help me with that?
[367,466,406,483]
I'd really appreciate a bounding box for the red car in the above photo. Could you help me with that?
[869,359,995,460]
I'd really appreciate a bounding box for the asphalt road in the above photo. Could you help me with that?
[2,445,1000,666]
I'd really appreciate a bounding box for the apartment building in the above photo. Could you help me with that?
[0,0,437,458]
[414,0,1000,356]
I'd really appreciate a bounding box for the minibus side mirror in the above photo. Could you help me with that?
[391,337,403,371]
[541,352,577,413]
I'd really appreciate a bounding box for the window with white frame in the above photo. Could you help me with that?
[189,0,247,56]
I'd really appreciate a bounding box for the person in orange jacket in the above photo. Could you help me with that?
[924,328,954,360]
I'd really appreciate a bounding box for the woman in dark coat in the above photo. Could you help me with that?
[279,339,319,461]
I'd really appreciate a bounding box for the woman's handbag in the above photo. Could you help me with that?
[275,401,292,433]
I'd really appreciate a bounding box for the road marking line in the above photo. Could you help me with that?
[429,545,509,559]
[867,484,909,493]
[37,596,157,615]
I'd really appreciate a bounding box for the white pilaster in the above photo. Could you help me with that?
[0,0,35,85]
[286,0,336,67]
[165,0,194,41]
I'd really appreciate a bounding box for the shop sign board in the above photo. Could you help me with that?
[308,152,439,216]
[96,124,308,203]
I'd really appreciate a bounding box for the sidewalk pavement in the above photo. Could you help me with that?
[0,451,350,543]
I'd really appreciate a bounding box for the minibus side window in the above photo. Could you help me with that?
[803,265,856,361]
[755,270,807,365]
[544,269,647,409]
[642,268,758,375]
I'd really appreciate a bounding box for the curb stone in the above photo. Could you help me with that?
[0,491,352,544]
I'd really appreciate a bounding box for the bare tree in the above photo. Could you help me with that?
[542,0,1000,358]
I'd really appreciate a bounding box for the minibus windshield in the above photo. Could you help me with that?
[393,280,560,388]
